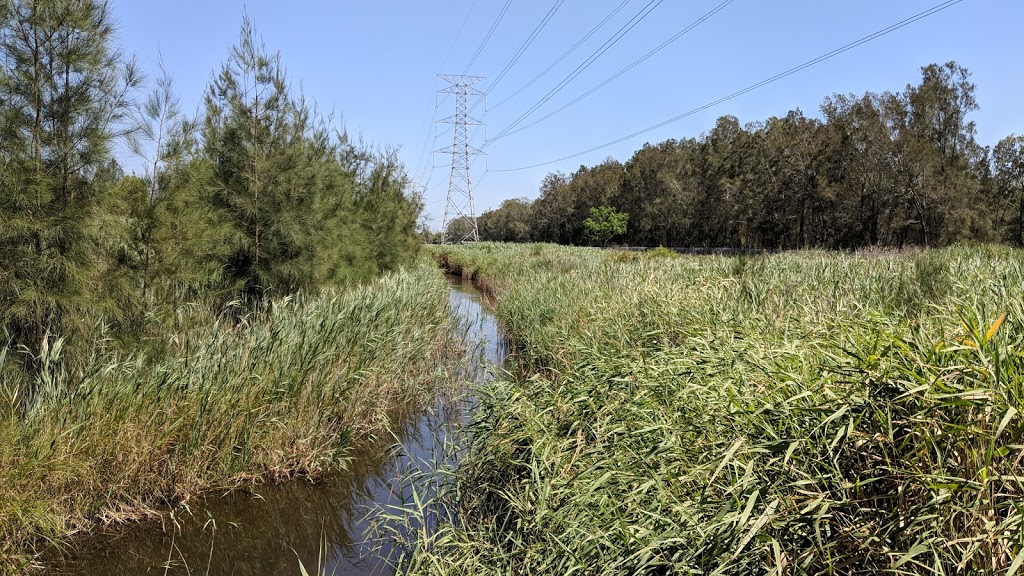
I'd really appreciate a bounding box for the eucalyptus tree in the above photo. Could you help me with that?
[492,61,1008,250]
[531,172,572,244]
[696,115,751,247]
[901,62,989,244]
[0,0,140,366]
[479,198,535,242]
[564,159,625,244]
[820,92,901,247]
[618,141,691,247]
[444,216,478,245]
[745,110,824,248]
[993,135,1024,243]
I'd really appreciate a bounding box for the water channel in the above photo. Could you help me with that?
[44,275,504,576]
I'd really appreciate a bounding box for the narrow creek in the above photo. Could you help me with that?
[44,274,504,576]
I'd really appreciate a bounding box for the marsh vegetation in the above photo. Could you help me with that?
[0,2,431,571]
[417,243,1024,574]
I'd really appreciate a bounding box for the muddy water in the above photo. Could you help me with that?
[44,275,504,576]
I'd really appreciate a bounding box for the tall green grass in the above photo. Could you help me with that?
[0,264,461,573]
[415,243,1024,574]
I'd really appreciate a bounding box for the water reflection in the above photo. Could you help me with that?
[447,273,507,371]
[44,275,504,576]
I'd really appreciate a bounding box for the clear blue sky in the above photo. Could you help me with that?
[112,0,1023,230]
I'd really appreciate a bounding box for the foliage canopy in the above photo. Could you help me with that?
[478,62,1024,250]
[582,205,628,246]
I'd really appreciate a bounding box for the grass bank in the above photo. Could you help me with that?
[0,264,460,573]
[416,243,1024,574]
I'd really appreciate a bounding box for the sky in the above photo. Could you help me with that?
[111,0,1024,230]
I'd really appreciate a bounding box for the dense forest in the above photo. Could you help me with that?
[0,2,422,378]
[476,62,1024,249]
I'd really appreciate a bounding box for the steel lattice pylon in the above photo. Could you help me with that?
[438,75,485,244]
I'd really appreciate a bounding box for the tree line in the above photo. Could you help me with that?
[476,62,1024,250]
[0,1,422,376]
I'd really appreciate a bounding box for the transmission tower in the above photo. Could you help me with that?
[438,75,485,244]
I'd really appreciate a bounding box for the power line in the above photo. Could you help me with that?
[461,1,630,201]
[411,93,447,183]
[463,0,514,75]
[475,169,491,190]
[463,0,565,121]
[470,156,489,184]
[412,1,479,184]
[484,0,567,98]
[443,0,480,69]
[488,0,632,112]
[420,123,459,193]
[490,0,738,143]
[486,0,666,144]
[492,0,966,172]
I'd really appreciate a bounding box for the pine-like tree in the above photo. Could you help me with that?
[202,16,324,307]
[0,0,140,367]
[357,148,421,272]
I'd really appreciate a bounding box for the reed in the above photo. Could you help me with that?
[414,243,1024,575]
[0,263,461,573]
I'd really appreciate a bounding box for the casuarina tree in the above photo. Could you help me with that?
[202,15,326,307]
[0,0,140,370]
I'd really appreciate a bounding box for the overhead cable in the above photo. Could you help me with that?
[485,0,568,98]
[490,0,738,143]
[488,0,632,112]
[487,0,666,143]
[463,0,514,75]
[491,0,966,172]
